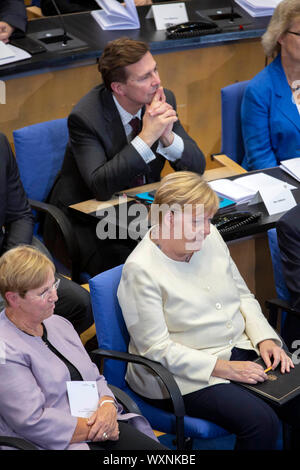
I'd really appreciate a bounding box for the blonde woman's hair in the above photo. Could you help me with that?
[262,0,300,56]
[150,171,219,224]
[0,245,55,303]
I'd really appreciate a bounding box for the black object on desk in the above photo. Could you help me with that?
[10,36,47,55]
[238,352,300,406]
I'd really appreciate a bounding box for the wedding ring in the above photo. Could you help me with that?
[103,432,108,439]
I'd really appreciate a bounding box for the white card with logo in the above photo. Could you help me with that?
[67,381,99,418]
[146,2,188,30]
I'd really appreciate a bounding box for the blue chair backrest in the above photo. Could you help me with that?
[267,229,291,302]
[13,118,68,202]
[221,80,249,166]
[268,228,291,329]
[89,265,129,389]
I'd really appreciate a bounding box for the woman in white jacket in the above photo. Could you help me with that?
[118,170,297,450]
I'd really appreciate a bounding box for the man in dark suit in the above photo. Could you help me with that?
[276,204,300,350]
[0,0,27,43]
[0,132,95,347]
[48,37,205,276]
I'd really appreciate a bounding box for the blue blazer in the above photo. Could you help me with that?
[241,55,300,170]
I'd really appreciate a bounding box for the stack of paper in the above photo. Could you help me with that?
[280,158,300,183]
[209,172,296,204]
[91,0,140,30]
[209,179,256,204]
[0,43,31,66]
[235,0,282,17]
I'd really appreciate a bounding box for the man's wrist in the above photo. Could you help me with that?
[160,132,174,147]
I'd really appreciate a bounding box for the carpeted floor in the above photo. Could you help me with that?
[158,428,284,450]
[158,433,236,450]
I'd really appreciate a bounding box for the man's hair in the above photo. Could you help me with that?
[98,37,149,91]
[262,0,300,56]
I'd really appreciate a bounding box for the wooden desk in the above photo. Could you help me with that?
[1,0,270,167]
[69,155,247,214]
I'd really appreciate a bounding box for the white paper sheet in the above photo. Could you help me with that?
[67,381,99,418]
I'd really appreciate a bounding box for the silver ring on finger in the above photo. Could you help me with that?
[103,432,108,440]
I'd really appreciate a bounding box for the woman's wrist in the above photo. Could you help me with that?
[211,358,229,379]
[98,397,117,410]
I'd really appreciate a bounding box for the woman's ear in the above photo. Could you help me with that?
[163,210,174,228]
[5,291,20,309]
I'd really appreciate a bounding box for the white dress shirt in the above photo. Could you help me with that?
[113,94,184,165]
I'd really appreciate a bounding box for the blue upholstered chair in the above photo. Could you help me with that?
[89,265,232,450]
[13,119,86,283]
[266,228,299,334]
[220,80,249,167]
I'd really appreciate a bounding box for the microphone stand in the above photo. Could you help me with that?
[50,0,69,45]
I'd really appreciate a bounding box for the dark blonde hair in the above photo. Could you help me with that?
[262,0,300,56]
[150,171,219,225]
[98,37,149,91]
[0,245,55,303]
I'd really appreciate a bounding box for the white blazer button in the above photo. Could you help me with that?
[216,302,222,310]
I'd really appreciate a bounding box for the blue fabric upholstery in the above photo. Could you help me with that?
[13,119,68,202]
[89,265,230,442]
[221,81,249,167]
[12,119,90,283]
[267,228,291,330]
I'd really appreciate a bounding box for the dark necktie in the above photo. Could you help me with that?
[129,117,141,138]
[129,117,145,187]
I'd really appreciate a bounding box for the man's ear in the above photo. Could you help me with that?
[111,81,126,97]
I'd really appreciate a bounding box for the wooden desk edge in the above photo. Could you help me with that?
[69,155,246,215]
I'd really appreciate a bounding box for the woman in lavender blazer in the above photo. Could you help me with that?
[0,245,164,451]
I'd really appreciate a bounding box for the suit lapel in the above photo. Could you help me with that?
[271,55,300,133]
[100,88,128,158]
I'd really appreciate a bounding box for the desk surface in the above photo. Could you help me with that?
[69,154,246,214]
[0,0,271,79]
[68,159,300,243]
[223,166,300,242]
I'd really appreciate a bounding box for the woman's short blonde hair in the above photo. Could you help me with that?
[150,171,219,224]
[262,0,300,56]
[0,245,55,302]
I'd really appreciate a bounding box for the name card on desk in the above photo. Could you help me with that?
[249,184,296,216]
[146,3,188,30]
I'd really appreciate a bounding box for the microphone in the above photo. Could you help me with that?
[49,0,69,46]
[229,0,236,23]
[26,0,87,52]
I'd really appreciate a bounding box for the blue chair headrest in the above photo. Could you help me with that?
[13,118,68,202]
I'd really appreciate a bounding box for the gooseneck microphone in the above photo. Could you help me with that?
[49,0,69,45]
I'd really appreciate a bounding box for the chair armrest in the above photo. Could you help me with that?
[108,384,142,415]
[0,436,38,450]
[29,199,81,282]
[265,298,300,330]
[91,348,185,418]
